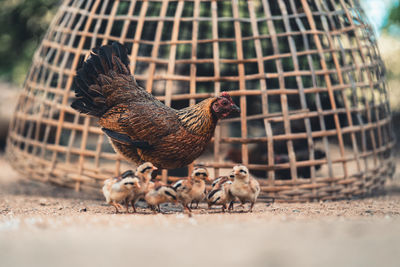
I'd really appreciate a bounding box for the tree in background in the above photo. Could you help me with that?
[0,0,58,84]
[383,1,400,35]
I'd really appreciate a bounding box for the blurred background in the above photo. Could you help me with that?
[1,0,400,151]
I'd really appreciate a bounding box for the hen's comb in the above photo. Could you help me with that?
[220,92,234,103]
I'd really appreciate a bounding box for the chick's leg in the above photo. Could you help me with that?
[222,204,227,213]
[125,199,130,213]
[150,205,157,214]
[186,204,192,213]
[110,202,120,213]
[184,204,192,217]
[131,200,137,213]
[228,201,234,211]
[249,201,255,212]
[181,202,192,215]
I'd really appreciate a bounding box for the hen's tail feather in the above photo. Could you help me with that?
[71,42,130,117]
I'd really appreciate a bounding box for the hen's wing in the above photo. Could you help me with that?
[99,100,180,147]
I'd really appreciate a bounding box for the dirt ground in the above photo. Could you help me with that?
[0,154,400,267]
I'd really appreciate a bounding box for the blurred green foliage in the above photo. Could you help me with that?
[0,0,58,85]
[383,1,400,35]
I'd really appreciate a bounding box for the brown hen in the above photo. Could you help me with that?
[71,42,239,169]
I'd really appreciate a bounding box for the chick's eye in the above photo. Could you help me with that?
[240,170,247,174]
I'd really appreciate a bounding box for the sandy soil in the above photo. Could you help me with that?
[1,154,400,267]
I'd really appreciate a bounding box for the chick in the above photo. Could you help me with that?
[102,176,141,213]
[207,176,234,212]
[144,182,178,213]
[102,170,132,205]
[121,169,134,179]
[173,166,210,213]
[211,172,234,188]
[229,165,260,212]
[190,167,211,208]
[126,162,158,213]
[211,177,223,188]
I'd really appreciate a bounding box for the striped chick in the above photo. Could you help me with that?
[207,176,234,212]
[145,182,178,213]
[102,175,141,213]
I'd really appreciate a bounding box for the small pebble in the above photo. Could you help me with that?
[39,199,48,206]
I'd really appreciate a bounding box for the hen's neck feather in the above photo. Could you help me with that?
[176,98,217,135]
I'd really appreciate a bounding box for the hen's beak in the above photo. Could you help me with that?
[231,104,240,113]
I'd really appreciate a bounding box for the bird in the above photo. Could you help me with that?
[229,165,260,212]
[120,170,135,178]
[102,174,141,213]
[144,182,178,213]
[70,42,240,169]
[189,166,211,208]
[210,172,234,188]
[207,176,234,212]
[173,166,211,212]
[126,162,158,213]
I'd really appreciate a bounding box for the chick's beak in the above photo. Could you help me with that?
[152,166,158,170]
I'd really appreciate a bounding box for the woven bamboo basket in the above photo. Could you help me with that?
[6,0,395,202]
